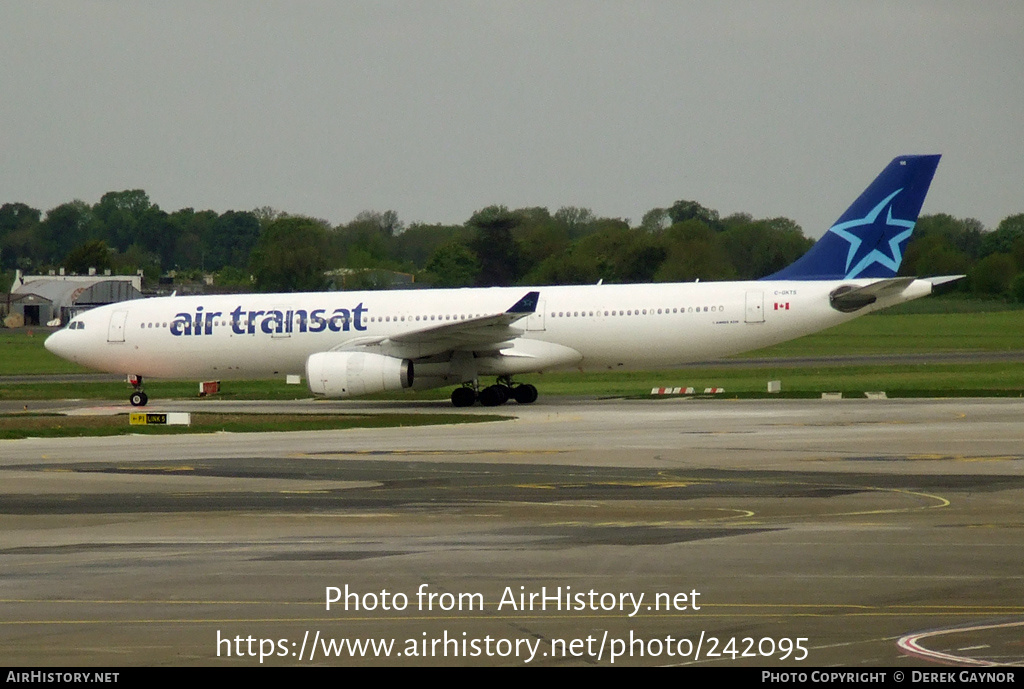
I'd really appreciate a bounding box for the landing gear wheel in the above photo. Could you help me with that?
[128,374,148,406]
[479,384,509,407]
[512,383,538,404]
[451,386,477,407]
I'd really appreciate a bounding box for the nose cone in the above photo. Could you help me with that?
[44,329,72,361]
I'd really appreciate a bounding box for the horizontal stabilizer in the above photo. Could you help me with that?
[829,277,917,313]
[924,275,966,288]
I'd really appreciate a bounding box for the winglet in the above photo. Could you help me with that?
[507,291,540,314]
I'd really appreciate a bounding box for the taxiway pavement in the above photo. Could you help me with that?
[2,397,1023,666]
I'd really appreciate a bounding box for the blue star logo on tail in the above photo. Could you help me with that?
[762,156,939,281]
[829,189,916,279]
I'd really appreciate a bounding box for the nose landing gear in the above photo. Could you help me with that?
[128,375,148,407]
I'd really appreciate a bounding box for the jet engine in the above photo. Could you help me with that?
[306,351,414,398]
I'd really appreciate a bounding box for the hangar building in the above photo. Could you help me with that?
[5,270,142,326]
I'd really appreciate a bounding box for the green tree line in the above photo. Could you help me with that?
[2,191,1022,299]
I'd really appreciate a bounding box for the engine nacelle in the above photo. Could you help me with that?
[306,351,414,398]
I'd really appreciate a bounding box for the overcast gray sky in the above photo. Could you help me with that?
[2,1,1021,237]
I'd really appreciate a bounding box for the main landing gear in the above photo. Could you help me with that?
[450,377,539,407]
[128,374,148,407]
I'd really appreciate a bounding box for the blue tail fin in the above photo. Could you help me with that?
[765,155,941,281]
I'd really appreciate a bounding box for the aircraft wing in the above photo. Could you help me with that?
[331,291,540,359]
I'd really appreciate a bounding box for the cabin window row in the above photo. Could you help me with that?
[550,306,726,318]
[386,314,485,322]
[139,306,727,330]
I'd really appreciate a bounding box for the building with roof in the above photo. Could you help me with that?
[5,270,143,326]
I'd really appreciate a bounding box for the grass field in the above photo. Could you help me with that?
[747,309,1024,357]
[531,362,1024,397]
[2,303,1024,402]
[0,328,91,375]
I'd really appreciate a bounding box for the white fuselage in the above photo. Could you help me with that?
[44,278,933,387]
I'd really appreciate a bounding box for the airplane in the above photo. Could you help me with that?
[45,154,957,408]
